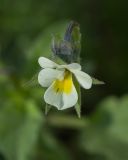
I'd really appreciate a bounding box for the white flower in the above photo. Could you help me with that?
[38,57,92,110]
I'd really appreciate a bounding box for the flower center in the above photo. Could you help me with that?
[53,70,72,94]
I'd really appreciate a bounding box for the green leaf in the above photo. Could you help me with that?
[48,114,88,129]
[38,127,71,160]
[0,100,43,160]
[80,95,128,160]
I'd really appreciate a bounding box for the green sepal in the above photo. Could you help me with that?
[45,103,52,115]
[71,23,81,55]
[92,77,105,85]
[52,55,67,65]
[51,34,62,54]
[73,75,81,118]
[64,21,81,62]
[75,102,81,118]
[22,73,38,88]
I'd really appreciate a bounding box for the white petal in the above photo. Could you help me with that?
[62,85,78,110]
[38,57,58,68]
[73,70,92,89]
[44,82,78,110]
[61,63,81,71]
[38,68,64,87]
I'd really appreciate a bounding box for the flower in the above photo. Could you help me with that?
[38,57,92,110]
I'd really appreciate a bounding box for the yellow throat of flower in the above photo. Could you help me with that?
[53,71,73,94]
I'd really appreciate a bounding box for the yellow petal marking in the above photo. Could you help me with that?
[53,71,72,94]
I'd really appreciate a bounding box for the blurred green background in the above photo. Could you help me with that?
[0,0,128,160]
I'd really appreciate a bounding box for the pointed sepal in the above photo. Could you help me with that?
[45,103,52,115]
[92,77,105,85]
